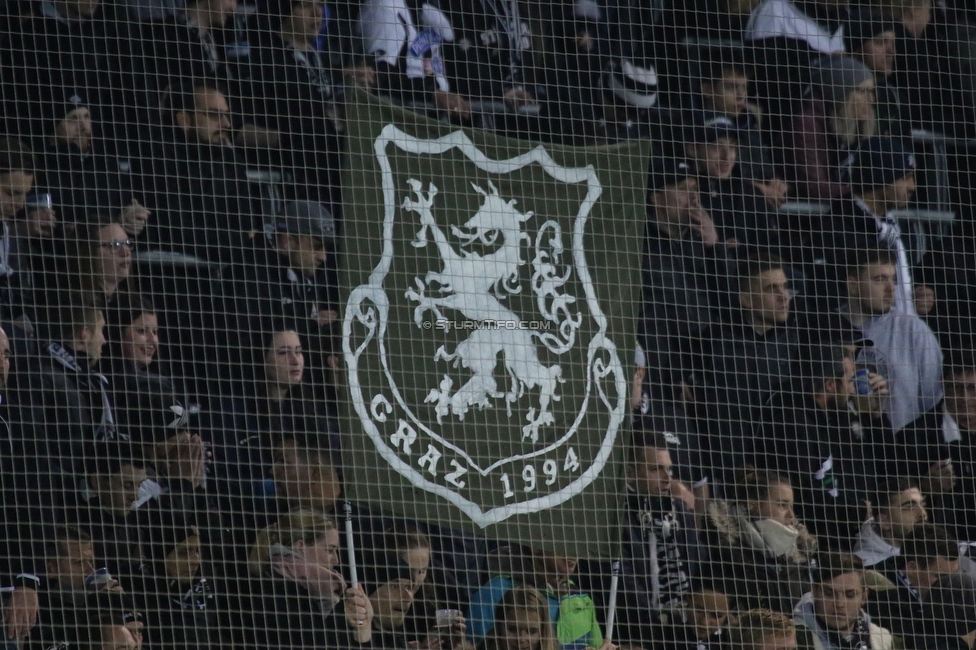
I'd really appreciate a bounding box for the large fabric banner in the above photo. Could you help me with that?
[341,90,650,558]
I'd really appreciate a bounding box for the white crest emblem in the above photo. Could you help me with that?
[344,125,626,526]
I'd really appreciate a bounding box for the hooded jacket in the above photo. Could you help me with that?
[706,499,817,614]
[854,520,901,570]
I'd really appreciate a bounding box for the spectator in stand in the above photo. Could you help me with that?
[104,293,189,452]
[139,79,257,262]
[70,220,134,308]
[33,527,125,649]
[209,327,336,536]
[481,587,557,650]
[357,0,469,120]
[70,591,145,650]
[898,350,976,544]
[617,430,702,645]
[438,0,541,124]
[467,545,602,650]
[361,525,471,650]
[583,54,662,145]
[782,55,874,203]
[0,324,44,645]
[244,509,370,649]
[854,478,929,574]
[0,137,35,323]
[818,137,920,316]
[10,297,120,475]
[690,51,790,210]
[887,0,976,140]
[840,246,943,432]
[758,343,885,545]
[681,114,780,251]
[792,552,895,650]
[868,524,960,649]
[135,0,238,102]
[5,192,59,312]
[920,573,976,650]
[228,0,343,207]
[706,469,816,615]
[221,200,339,402]
[658,586,732,650]
[728,609,798,650]
[743,0,850,120]
[136,507,224,650]
[844,9,909,139]
[2,0,131,154]
[30,91,150,237]
[694,253,798,461]
[631,392,713,507]
[67,441,156,578]
[271,426,341,517]
[639,154,726,398]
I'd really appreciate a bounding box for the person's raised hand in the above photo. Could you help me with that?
[343,585,373,641]
[924,459,957,493]
[752,178,789,210]
[344,64,377,89]
[434,91,472,122]
[3,586,38,640]
[155,433,206,488]
[688,209,719,247]
[119,199,151,237]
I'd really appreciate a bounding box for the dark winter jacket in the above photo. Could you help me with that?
[640,223,727,389]
[618,489,704,645]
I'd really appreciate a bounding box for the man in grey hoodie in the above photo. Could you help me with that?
[841,246,943,432]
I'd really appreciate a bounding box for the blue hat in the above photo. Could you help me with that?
[842,137,916,190]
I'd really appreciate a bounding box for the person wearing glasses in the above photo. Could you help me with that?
[138,78,257,263]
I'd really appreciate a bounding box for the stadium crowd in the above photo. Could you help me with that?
[4,0,976,648]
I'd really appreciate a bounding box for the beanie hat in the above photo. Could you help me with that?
[841,136,916,190]
[810,55,874,106]
[648,154,694,192]
[844,8,895,53]
[684,111,740,144]
[275,200,336,240]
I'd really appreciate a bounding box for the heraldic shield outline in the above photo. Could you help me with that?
[343,124,626,527]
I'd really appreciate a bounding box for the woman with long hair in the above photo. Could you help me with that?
[706,468,818,615]
[482,588,558,650]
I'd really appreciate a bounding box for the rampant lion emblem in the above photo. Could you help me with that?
[343,124,626,527]
[401,179,581,442]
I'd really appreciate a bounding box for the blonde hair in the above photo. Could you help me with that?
[729,609,795,650]
[247,509,337,576]
[485,587,558,650]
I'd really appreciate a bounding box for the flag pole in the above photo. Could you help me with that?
[605,560,621,641]
[344,501,359,589]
